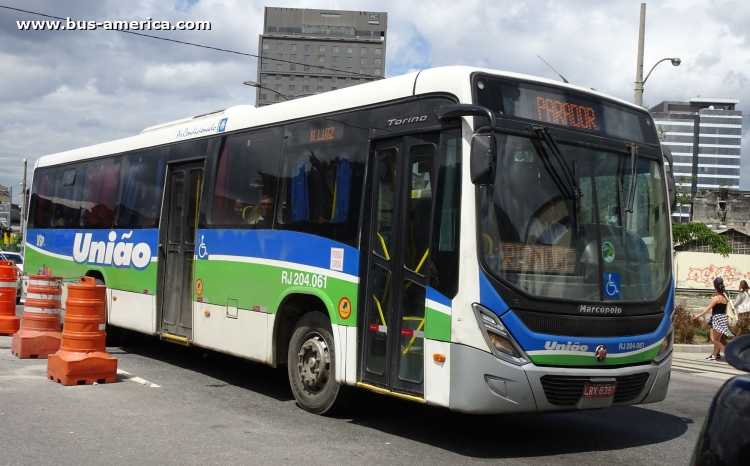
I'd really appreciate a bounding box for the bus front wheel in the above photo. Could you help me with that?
[287,311,350,415]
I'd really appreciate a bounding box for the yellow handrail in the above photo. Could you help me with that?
[401,318,425,356]
[376,232,390,261]
[372,295,387,327]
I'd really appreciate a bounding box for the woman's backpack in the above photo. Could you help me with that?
[725,292,738,325]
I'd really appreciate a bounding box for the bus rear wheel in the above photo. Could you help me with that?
[287,311,350,415]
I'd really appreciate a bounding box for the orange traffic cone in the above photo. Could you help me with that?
[12,268,62,358]
[0,260,20,336]
[47,276,117,386]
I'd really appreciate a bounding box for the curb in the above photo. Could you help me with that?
[674,344,715,353]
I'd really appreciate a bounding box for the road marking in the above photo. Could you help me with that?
[116,369,160,388]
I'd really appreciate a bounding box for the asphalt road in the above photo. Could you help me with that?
[0,304,727,466]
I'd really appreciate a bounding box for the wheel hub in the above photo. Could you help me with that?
[297,334,330,391]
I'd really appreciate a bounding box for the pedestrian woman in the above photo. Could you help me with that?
[692,277,734,361]
[734,280,750,313]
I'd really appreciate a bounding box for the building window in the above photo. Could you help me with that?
[289,64,296,71]
[261,63,268,70]
[332,56,339,63]
[360,47,367,54]
[259,93,267,100]
[345,77,351,83]
[359,78,365,83]
[304,65,310,71]
[262,53,269,58]
[375,48,382,55]
[374,58,382,65]
[290,54,297,61]
[276,64,283,71]
[289,75,296,81]
[347,46,353,53]
[276,74,282,80]
[305,44,311,51]
[303,85,310,92]
[318,76,324,82]
[319,45,326,52]
[318,66,323,72]
[331,76,337,83]
[346,57,352,64]
[333,46,339,53]
[260,73,268,81]
[291,44,297,51]
[275,84,282,91]
[317,86,323,92]
[346,67,352,72]
[275,94,280,101]
[359,67,366,74]
[332,66,338,70]
[262,42,269,50]
[331,86,337,91]
[277,53,283,60]
[277,43,283,51]
[374,69,381,76]
[304,75,310,81]
[304,55,311,62]
[289,85,296,91]
[360,57,366,65]
[318,55,325,62]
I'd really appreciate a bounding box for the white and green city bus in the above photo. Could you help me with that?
[25,66,676,414]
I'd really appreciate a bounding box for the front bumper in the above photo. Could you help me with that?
[449,343,672,414]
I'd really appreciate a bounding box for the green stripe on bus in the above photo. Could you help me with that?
[194,259,358,326]
[25,247,157,292]
[425,306,450,341]
[527,347,660,366]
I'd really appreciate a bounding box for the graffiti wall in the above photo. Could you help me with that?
[675,251,750,291]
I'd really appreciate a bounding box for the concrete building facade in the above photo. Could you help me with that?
[650,97,743,221]
[255,8,387,106]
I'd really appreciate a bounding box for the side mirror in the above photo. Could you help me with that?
[470,133,496,185]
[662,146,677,211]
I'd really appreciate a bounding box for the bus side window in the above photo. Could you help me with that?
[114,149,167,229]
[209,127,283,227]
[50,166,83,228]
[80,158,120,229]
[28,167,56,229]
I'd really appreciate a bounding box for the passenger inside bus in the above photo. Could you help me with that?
[248,195,274,228]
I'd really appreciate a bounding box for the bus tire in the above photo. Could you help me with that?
[287,311,351,415]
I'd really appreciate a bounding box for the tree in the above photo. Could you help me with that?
[672,221,733,257]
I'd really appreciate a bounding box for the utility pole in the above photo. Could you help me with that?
[634,3,646,107]
[20,158,27,241]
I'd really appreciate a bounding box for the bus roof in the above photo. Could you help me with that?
[35,66,648,169]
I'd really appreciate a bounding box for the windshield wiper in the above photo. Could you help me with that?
[624,143,639,213]
[533,126,582,199]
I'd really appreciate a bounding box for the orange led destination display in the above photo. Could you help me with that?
[536,97,599,131]
[503,243,576,274]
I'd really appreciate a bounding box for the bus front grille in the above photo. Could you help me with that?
[515,311,664,338]
[540,373,651,406]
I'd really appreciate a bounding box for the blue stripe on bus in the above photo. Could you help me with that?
[426,287,452,308]
[479,270,510,317]
[194,229,360,276]
[502,310,669,355]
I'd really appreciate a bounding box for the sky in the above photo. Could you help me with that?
[1,0,749,200]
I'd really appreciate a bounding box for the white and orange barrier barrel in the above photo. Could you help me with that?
[12,268,62,358]
[0,260,20,336]
[47,276,117,386]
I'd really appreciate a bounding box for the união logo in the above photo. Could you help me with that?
[544,341,589,352]
[73,231,152,270]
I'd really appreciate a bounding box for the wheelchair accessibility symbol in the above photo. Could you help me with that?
[604,273,620,299]
[197,235,208,260]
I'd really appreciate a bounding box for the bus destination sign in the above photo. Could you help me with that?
[535,97,598,131]
[503,243,576,274]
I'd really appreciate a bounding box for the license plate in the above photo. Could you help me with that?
[582,381,617,398]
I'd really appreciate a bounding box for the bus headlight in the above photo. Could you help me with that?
[472,304,528,365]
[654,327,674,363]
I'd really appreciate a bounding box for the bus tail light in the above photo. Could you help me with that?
[472,304,528,365]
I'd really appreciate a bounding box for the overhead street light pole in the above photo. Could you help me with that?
[243,81,291,101]
[633,3,681,107]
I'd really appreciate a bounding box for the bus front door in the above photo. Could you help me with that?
[158,161,203,341]
[360,135,438,397]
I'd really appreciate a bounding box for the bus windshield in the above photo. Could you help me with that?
[479,133,671,302]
